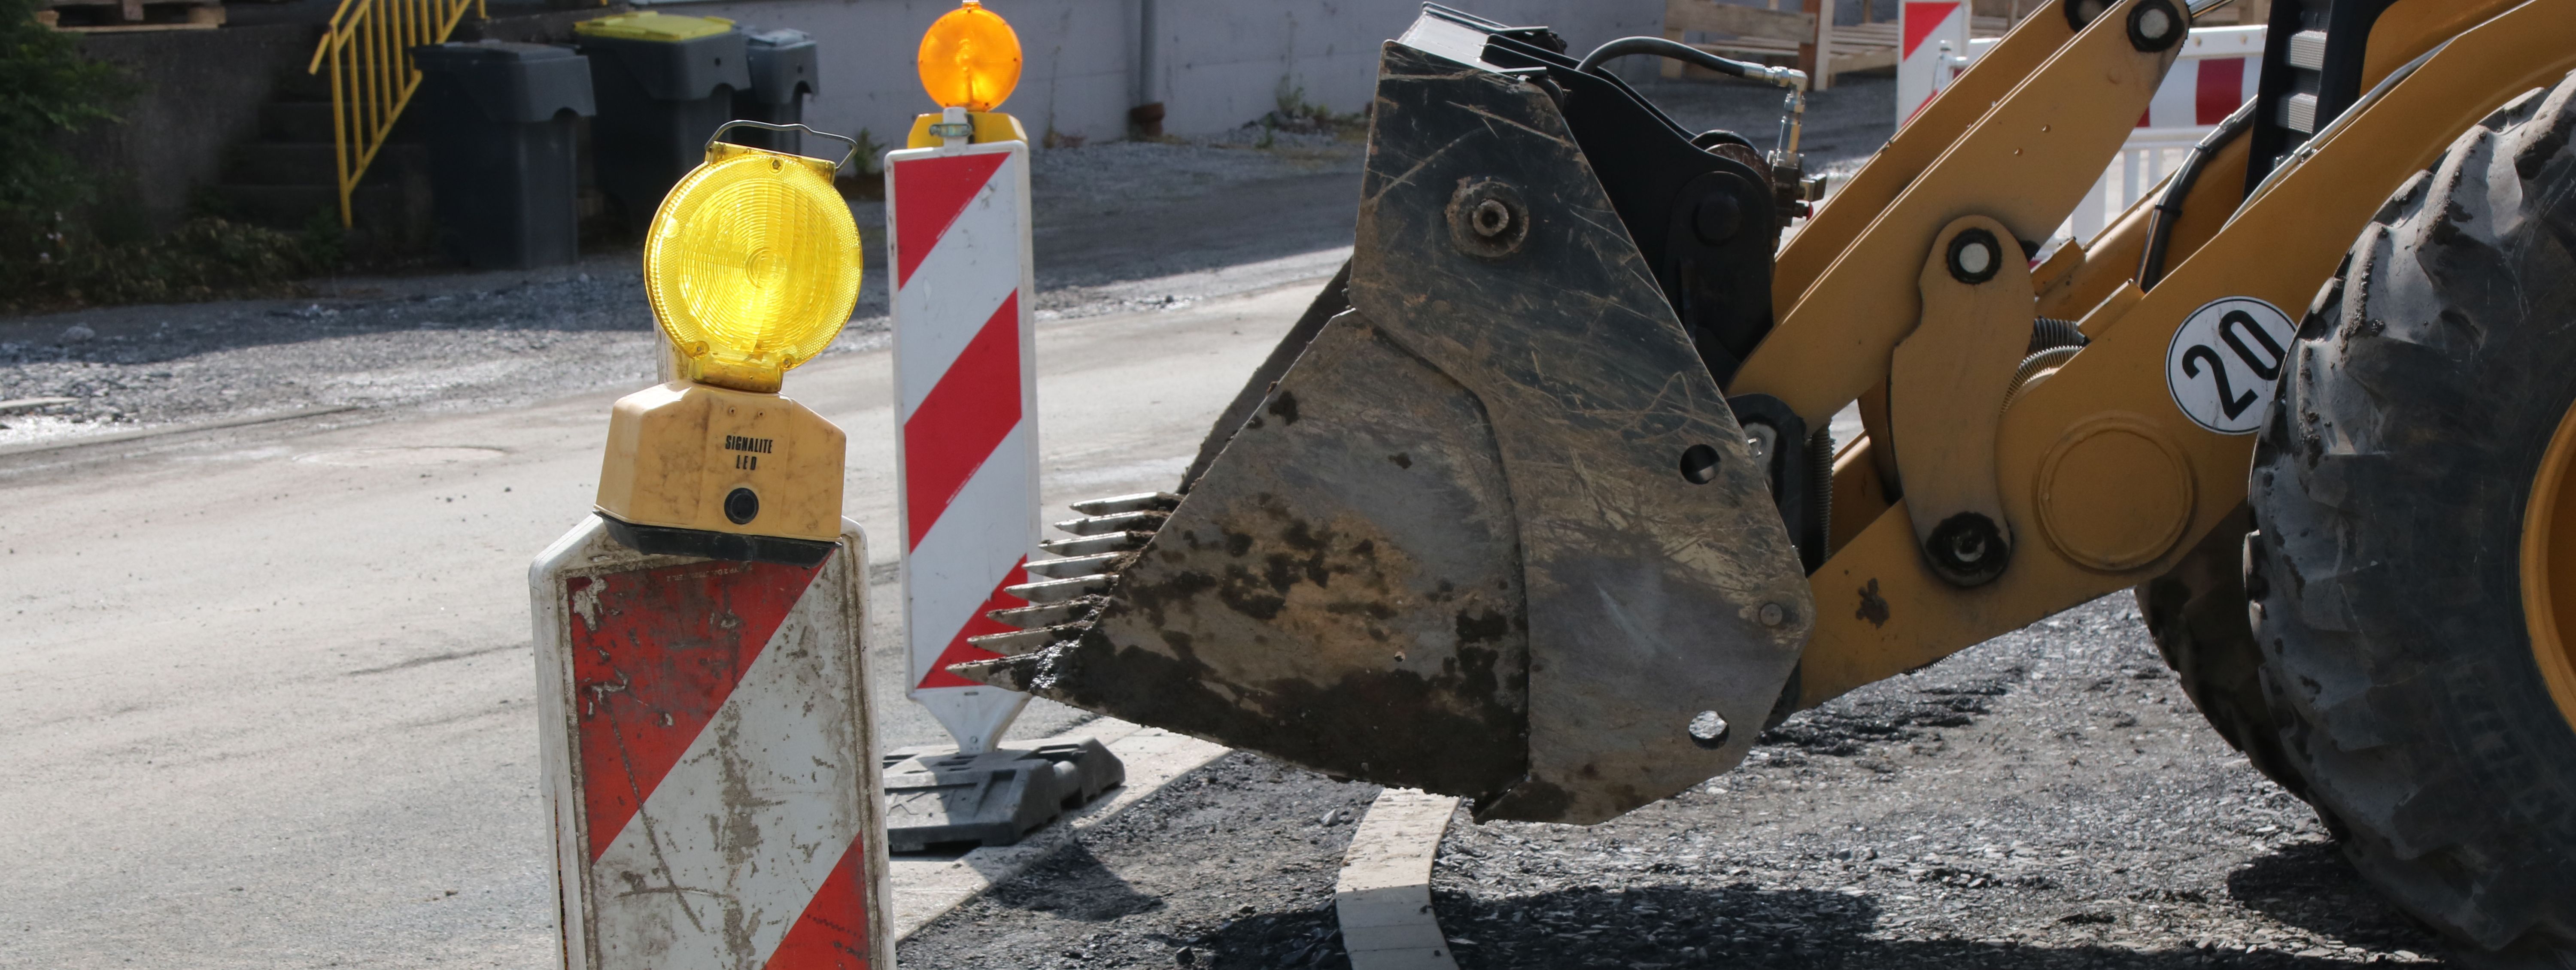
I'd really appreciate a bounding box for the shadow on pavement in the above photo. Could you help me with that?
[983,840,1168,923]
[2227,841,2440,955]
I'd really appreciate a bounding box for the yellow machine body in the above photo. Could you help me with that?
[1770,0,2572,704]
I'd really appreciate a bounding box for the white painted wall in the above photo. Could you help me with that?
[1147,0,1667,135]
[633,0,1665,155]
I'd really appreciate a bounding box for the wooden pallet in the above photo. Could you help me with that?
[33,0,224,32]
[1663,0,2008,90]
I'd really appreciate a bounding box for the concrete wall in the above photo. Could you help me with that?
[64,22,317,236]
[1145,0,1666,135]
[63,1,1663,234]
[630,0,1665,155]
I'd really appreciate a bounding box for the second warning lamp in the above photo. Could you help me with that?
[910,1,1029,147]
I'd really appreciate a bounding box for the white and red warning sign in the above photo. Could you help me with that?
[886,133,1039,754]
[2135,25,2263,131]
[532,518,890,970]
[1898,1,1971,127]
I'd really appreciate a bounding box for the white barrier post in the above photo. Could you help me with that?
[1897,1,1969,127]
[532,119,891,970]
[533,520,889,970]
[888,116,1039,758]
[879,1,1124,853]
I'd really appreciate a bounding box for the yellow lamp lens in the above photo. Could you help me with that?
[642,148,861,393]
[917,0,1021,112]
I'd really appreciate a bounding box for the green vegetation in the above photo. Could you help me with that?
[1,0,339,312]
[0,0,128,217]
[1256,78,1366,148]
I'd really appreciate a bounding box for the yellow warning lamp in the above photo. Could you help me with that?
[644,141,861,392]
[595,122,862,555]
[908,1,1031,148]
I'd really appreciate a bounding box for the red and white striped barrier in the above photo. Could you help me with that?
[1897,1,1971,126]
[532,518,890,970]
[2133,26,2261,132]
[1961,24,2264,241]
[887,134,1039,755]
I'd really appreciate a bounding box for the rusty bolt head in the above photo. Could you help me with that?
[1446,178,1530,260]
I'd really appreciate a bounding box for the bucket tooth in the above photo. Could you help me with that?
[1006,574,1113,603]
[966,626,1083,657]
[1023,552,1129,579]
[988,598,1103,629]
[1069,491,1181,516]
[1038,531,1154,556]
[1052,510,1168,536]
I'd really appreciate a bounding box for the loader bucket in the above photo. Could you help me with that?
[952,14,1814,824]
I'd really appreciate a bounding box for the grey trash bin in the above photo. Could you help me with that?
[408,41,595,270]
[573,13,749,229]
[727,27,817,155]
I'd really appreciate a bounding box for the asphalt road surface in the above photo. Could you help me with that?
[0,270,1334,969]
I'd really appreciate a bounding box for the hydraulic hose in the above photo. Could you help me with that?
[1577,36,1809,161]
[2136,100,2254,291]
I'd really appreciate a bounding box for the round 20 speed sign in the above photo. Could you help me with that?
[2165,297,2299,435]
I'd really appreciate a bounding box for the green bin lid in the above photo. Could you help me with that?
[574,12,734,42]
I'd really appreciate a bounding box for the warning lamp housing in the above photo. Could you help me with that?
[597,122,861,556]
[917,0,1021,112]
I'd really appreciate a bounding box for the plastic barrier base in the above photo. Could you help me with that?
[882,738,1125,852]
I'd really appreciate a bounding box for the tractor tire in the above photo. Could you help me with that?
[2134,505,2321,810]
[2247,75,2576,967]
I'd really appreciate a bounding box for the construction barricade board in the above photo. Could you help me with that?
[1897,1,1970,126]
[887,133,1039,756]
[532,516,890,970]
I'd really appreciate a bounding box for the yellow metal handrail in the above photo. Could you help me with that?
[306,0,485,228]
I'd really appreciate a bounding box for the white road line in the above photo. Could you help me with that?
[887,718,1230,940]
[1337,789,1463,970]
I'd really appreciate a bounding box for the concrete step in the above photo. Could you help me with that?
[223,142,424,188]
[204,180,436,258]
[207,142,433,245]
[224,142,338,187]
[204,183,345,228]
[270,70,335,103]
[260,100,335,143]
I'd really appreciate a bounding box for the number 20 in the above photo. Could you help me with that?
[2183,309,2288,420]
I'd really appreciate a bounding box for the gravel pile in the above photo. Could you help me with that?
[0,271,663,449]
[897,753,1380,970]
[898,596,2453,970]
[1431,594,2445,969]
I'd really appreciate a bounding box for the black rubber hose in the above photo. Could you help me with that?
[1577,35,1775,81]
[2137,100,2256,291]
[2029,317,2089,354]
